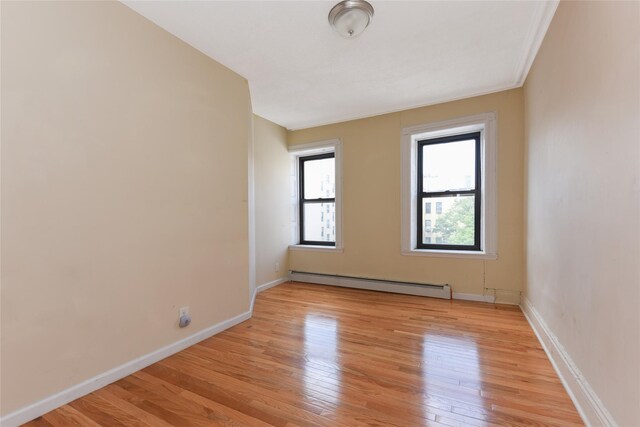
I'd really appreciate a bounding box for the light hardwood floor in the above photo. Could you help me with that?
[24,282,582,426]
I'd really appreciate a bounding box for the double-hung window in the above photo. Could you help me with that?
[417,132,481,251]
[401,112,497,259]
[299,153,336,245]
[289,139,342,251]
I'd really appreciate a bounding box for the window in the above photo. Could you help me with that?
[289,139,342,251]
[417,132,481,251]
[299,153,335,245]
[401,112,497,259]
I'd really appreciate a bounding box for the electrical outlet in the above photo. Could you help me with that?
[179,306,189,317]
[275,262,280,272]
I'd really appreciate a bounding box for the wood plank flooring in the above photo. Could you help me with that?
[24,282,583,426]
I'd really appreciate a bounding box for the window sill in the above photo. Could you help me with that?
[401,249,497,260]
[289,245,343,253]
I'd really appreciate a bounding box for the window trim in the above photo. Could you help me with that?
[401,112,497,259]
[289,139,343,252]
[298,152,336,246]
[416,131,482,251]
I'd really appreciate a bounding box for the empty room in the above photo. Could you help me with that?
[1,1,638,426]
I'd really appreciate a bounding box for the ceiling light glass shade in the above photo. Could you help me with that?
[328,0,374,39]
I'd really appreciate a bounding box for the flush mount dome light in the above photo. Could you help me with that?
[328,0,374,38]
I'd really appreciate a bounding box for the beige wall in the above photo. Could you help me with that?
[1,1,251,415]
[288,89,524,300]
[253,115,289,286]
[524,1,640,425]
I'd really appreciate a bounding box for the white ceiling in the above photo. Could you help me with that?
[123,1,558,130]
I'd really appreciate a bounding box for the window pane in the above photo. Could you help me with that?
[421,195,475,246]
[303,202,336,243]
[303,157,335,199]
[422,139,475,192]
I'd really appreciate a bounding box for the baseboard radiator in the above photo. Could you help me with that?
[288,271,451,300]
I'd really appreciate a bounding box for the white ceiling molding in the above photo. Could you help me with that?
[513,0,560,86]
[123,1,559,130]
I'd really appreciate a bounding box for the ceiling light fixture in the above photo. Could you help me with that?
[328,0,374,39]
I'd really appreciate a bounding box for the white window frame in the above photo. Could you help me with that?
[401,112,497,259]
[289,139,343,252]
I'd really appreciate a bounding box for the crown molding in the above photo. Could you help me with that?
[514,0,559,87]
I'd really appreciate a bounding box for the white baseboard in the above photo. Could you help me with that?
[0,309,252,427]
[452,292,496,303]
[521,297,616,427]
[249,277,288,312]
[2,277,291,427]
[256,277,288,293]
[289,271,451,299]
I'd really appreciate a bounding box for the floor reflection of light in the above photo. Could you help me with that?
[303,314,341,406]
[421,335,486,426]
